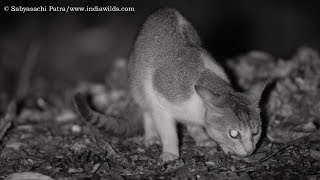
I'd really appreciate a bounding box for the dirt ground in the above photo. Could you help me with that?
[0,48,320,180]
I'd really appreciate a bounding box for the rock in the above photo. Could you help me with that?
[5,172,53,180]
[70,142,86,152]
[67,167,84,173]
[310,149,320,161]
[55,110,77,122]
[71,124,81,133]
[5,141,25,150]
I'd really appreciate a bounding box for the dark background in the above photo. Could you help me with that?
[0,0,319,94]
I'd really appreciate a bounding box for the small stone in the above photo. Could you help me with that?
[71,125,81,133]
[16,125,34,132]
[55,110,77,122]
[37,98,47,109]
[230,165,236,172]
[45,166,53,170]
[5,142,25,150]
[67,168,83,173]
[91,163,101,173]
[310,149,320,161]
[137,147,145,153]
[205,161,216,166]
[70,142,86,152]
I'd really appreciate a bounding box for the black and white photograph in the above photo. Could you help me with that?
[0,0,319,179]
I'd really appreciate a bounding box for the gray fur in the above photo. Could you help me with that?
[197,70,233,95]
[212,92,261,130]
[129,8,203,104]
[129,8,265,159]
[129,8,232,104]
[128,7,260,128]
[153,47,203,102]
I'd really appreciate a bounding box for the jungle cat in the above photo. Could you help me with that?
[128,8,265,162]
[74,8,266,162]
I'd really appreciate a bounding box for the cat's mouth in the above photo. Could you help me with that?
[220,145,252,158]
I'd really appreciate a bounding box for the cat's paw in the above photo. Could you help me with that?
[160,152,179,162]
[196,139,217,147]
[144,136,161,148]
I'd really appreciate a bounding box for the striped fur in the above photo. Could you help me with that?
[74,92,140,137]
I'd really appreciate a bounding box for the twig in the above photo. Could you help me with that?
[0,100,16,140]
[0,42,40,141]
[16,42,40,99]
[259,145,291,163]
[84,119,131,167]
[236,145,292,173]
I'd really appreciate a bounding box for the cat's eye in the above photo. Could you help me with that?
[229,129,240,139]
[252,128,260,136]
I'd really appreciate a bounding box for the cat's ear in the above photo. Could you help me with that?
[245,81,267,107]
[195,85,224,115]
[195,85,220,106]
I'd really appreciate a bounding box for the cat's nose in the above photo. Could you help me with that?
[243,143,254,155]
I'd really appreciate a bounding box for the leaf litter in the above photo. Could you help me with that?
[0,48,319,179]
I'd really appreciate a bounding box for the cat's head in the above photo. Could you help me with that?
[195,82,265,157]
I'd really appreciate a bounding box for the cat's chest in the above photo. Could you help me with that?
[152,85,206,124]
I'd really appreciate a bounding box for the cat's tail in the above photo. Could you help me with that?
[74,92,133,137]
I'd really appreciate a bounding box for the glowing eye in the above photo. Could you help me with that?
[229,129,240,139]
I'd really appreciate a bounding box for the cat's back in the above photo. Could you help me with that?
[128,8,229,106]
[129,8,205,103]
[131,8,202,67]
